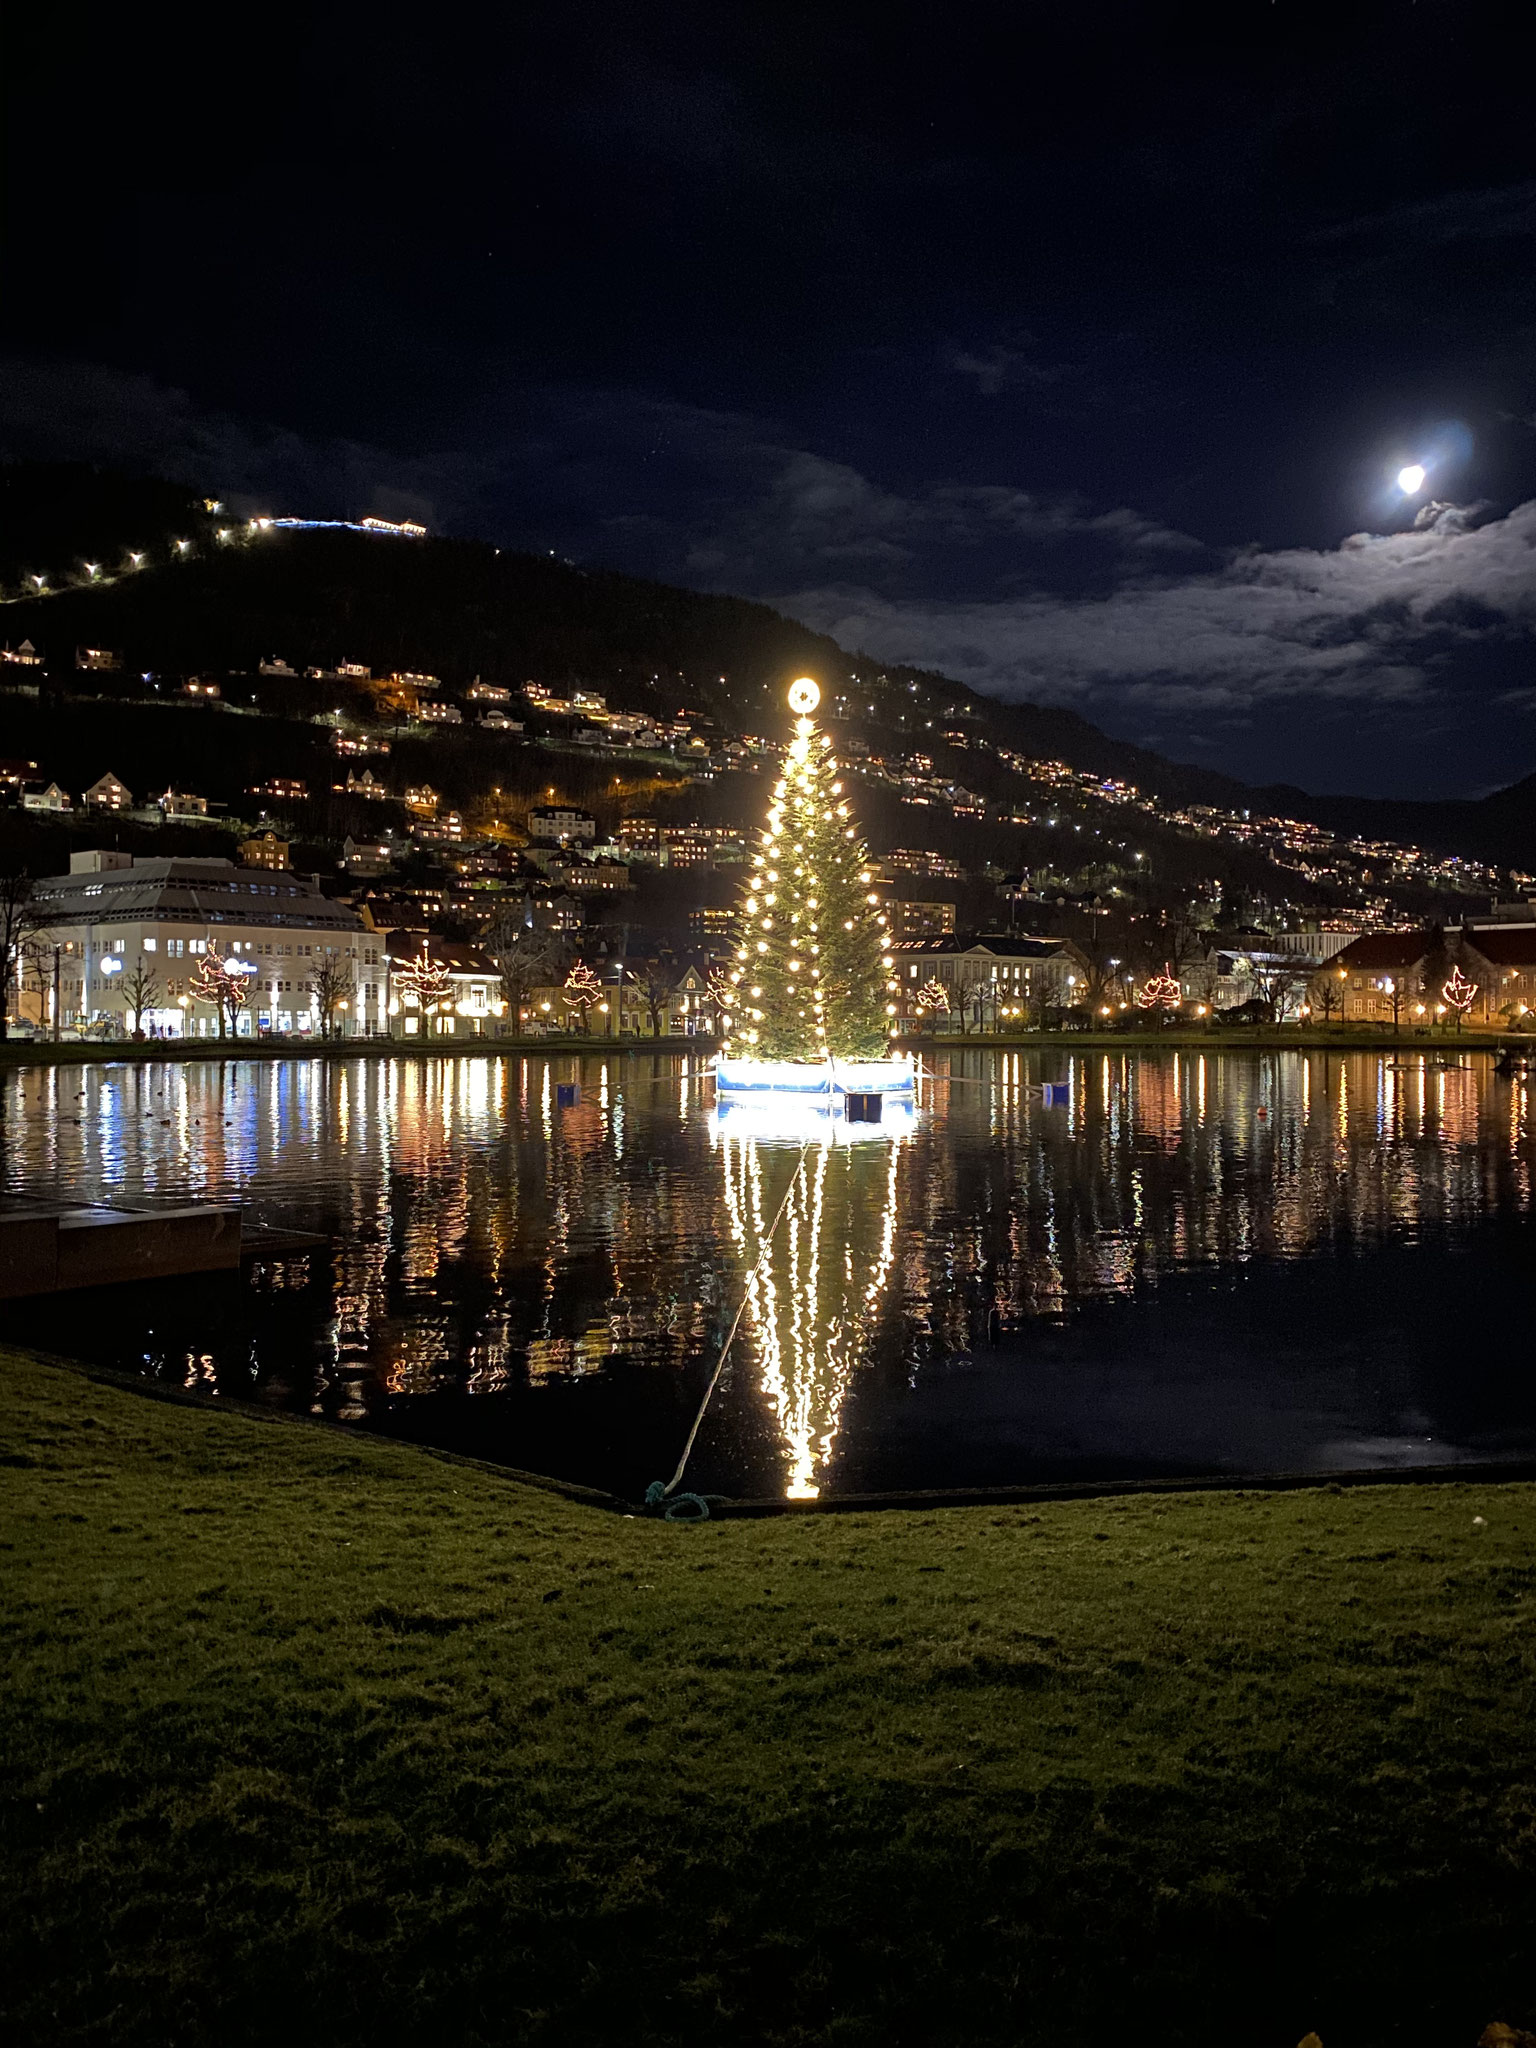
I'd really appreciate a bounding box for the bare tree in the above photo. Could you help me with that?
[20,935,66,1042]
[1309,969,1345,1024]
[1244,957,1305,1023]
[312,956,354,1041]
[121,962,160,1039]
[627,958,677,1038]
[486,907,565,1029]
[0,870,40,1042]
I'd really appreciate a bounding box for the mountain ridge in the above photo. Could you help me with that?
[0,461,1529,868]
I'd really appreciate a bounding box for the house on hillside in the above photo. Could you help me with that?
[22,781,72,814]
[157,790,209,823]
[529,804,596,846]
[83,771,133,812]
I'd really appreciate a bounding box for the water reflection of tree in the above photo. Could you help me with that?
[717,1132,905,1498]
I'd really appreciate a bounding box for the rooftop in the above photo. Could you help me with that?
[31,856,361,935]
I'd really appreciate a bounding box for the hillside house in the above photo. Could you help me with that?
[22,782,72,814]
[83,771,132,812]
[529,804,597,845]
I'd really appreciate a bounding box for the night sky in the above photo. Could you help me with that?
[6,2,1536,799]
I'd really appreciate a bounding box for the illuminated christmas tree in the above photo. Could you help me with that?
[722,678,897,1063]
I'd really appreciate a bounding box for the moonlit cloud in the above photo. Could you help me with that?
[5,354,1535,793]
[778,500,1536,720]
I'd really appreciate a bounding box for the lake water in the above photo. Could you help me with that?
[4,1048,1534,1500]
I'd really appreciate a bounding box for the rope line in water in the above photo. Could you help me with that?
[646,1132,816,1515]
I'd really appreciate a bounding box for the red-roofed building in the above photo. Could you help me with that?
[1460,925,1536,1026]
[1326,930,1444,1023]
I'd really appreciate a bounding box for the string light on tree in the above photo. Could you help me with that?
[1135,965,1183,1013]
[395,943,453,1018]
[916,977,951,1023]
[563,960,603,1031]
[1441,964,1477,1029]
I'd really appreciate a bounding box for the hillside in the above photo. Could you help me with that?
[0,462,1530,873]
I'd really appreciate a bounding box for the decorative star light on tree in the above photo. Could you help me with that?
[395,942,453,1014]
[563,960,603,1029]
[1441,964,1477,1026]
[723,677,899,1064]
[1135,965,1183,1013]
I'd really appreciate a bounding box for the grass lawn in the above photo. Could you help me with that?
[3,1348,1535,2048]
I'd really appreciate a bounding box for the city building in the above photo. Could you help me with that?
[21,851,381,1038]
[528,803,597,845]
[890,899,956,937]
[889,934,1089,1024]
[1459,926,1536,1024]
[1326,931,1442,1023]
[384,934,503,1037]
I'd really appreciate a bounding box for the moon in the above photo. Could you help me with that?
[787,676,821,714]
[1397,463,1427,495]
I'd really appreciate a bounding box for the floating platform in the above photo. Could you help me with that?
[713,1054,916,1099]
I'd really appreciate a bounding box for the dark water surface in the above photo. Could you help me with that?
[4,1048,1534,1499]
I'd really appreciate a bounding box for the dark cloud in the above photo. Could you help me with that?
[4,353,1536,798]
[949,344,1071,396]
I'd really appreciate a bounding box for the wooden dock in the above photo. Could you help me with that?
[0,1201,326,1299]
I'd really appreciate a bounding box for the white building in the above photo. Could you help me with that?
[22,782,72,814]
[21,851,385,1038]
[384,934,503,1036]
[528,804,597,845]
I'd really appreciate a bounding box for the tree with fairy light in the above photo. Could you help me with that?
[1441,964,1477,1033]
[916,977,951,1031]
[1135,965,1183,1025]
[722,678,898,1063]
